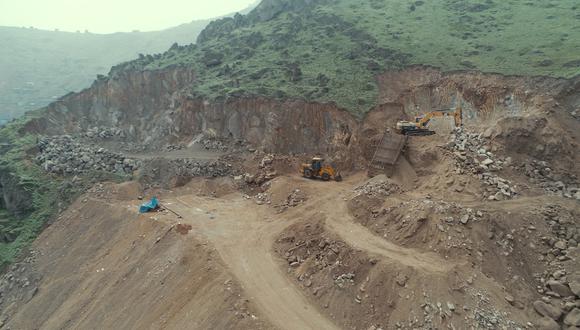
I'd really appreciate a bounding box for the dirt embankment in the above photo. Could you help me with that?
[0,192,272,330]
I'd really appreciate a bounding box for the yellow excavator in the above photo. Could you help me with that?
[396,103,463,136]
[300,157,342,181]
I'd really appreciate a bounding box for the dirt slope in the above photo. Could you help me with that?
[170,195,339,330]
[0,196,272,330]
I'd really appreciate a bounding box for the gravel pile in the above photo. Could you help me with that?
[36,136,139,175]
[519,159,580,200]
[83,126,125,139]
[526,205,580,328]
[171,159,234,177]
[353,175,400,198]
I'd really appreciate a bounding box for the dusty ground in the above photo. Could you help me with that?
[1,160,578,329]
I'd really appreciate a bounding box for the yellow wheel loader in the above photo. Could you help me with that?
[300,157,342,181]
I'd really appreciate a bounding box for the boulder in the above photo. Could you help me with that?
[565,308,580,326]
[481,158,494,166]
[568,273,580,297]
[533,300,563,320]
[555,241,568,250]
[547,280,575,297]
[536,316,560,330]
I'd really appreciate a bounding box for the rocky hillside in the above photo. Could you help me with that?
[123,0,580,116]
[0,1,579,328]
[0,0,578,272]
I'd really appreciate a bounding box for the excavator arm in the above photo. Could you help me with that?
[397,103,463,136]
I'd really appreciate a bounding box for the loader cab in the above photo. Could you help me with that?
[311,157,324,172]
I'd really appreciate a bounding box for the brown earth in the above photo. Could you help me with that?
[2,170,577,329]
[0,196,272,329]
[2,66,579,329]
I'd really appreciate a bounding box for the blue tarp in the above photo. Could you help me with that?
[139,197,159,213]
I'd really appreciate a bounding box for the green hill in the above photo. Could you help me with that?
[124,0,580,117]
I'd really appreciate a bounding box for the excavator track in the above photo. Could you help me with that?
[404,130,436,136]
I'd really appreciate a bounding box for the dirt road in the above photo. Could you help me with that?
[166,175,455,329]
[170,196,340,330]
[297,179,454,273]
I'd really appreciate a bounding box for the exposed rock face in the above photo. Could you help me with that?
[21,66,580,175]
[25,66,358,159]
[174,98,357,155]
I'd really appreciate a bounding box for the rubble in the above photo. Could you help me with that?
[36,135,139,175]
[171,159,234,177]
[353,175,400,198]
[448,128,517,200]
[276,189,307,212]
[254,192,271,205]
[518,159,580,200]
[532,205,580,328]
[191,133,242,151]
[334,273,355,288]
[201,137,228,151]
[164,144,185,151]
[83,126,125,140]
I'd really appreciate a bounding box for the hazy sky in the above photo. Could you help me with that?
[0,0,257,33]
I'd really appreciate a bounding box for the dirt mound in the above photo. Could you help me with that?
[347,188,580,326]
[0,198,271,330]
[274,216,529,329]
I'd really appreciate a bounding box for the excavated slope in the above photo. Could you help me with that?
[0,190,272,330]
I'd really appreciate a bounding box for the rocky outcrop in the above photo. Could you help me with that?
[24,66,358,159]
[20,65,580,175]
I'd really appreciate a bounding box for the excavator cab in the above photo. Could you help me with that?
[300,157,342,181]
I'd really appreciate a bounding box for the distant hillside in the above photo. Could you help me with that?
[0,4,257,124]
[121,0,580,117]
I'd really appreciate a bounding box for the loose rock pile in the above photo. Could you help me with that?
[281,233,349,272]
[448,128,517,200]
[253,192,271,205]
[236,154,278,187]
[164,144,185,151]
[531,205,580,328]
[356,197,485,254]
[0,253,41,323]
[83,126,125,139]
[285,189,307,207]
[36,136,139,175]
[276,189,307,212]
[413,288,523,330]
[201,137,228,151]
[334,273,356,288]
[540,205,580,263]
[172,159,234,177]
[353,175,400,198]
[519,159,580,200]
